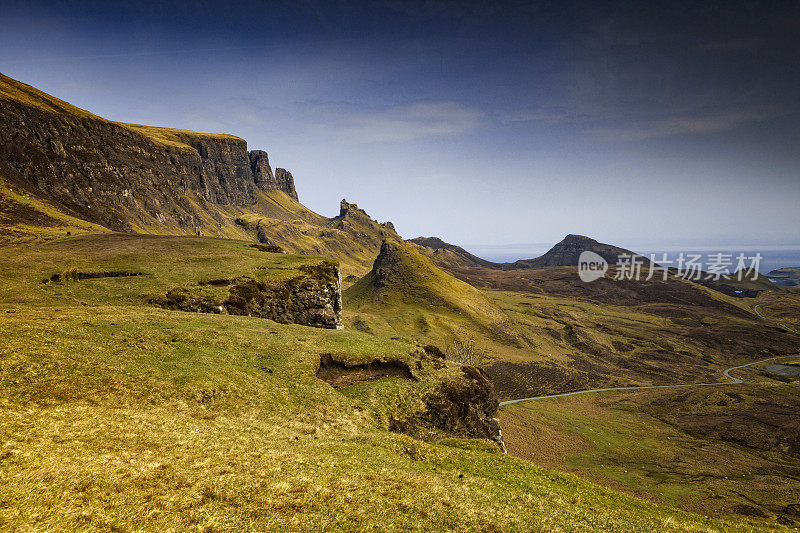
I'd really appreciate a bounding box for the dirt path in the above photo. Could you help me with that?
[500,305,798,406]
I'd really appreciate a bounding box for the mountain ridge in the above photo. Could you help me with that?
[0,72,297,233]
[411,233,644,271]
[0,73,401,278]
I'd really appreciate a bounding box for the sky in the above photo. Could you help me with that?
[1,0,798,256]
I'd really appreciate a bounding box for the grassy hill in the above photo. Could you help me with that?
[408,236,496,269]
[0,234,782,531]
[344,239,515,348]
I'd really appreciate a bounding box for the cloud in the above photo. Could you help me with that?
[300,100,486,143]
[502,106,594,124]
[591,106,792,142]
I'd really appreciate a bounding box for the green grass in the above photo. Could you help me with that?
[500,386,800,526]
[344,239,515,349]
[116,123,244,150]
[0,72,100,119]
[0,233,782,531]
[0,234,324,311]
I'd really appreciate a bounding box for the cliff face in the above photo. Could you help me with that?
[0,74,403,281]
[0,73,297,232]
[275,168,298,200]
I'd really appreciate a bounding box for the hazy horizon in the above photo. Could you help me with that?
[465,242,800,273]
[2,0,798,249]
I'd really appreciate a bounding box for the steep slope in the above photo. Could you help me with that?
[345,239,511,339]
[0,174,106,245]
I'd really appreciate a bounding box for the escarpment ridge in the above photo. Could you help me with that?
[0,73,296,233]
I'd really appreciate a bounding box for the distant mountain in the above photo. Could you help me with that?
[408,236,495,269]
[766,267,800,287]
[510,234,643,268]
[411,234,643,272]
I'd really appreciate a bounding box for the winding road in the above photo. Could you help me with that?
[753,304,800,334]
[500,304,799,407]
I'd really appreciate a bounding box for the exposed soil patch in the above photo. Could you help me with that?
[198,278,232,286]
[731,504,769,518]
[47,270,143,283]
[699,281,760,298]
[316,353,415,389]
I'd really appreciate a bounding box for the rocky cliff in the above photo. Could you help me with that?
[0,73,296,232]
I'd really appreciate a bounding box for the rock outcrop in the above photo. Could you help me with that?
[249,150,276,189]
[390,364,507,452]
[226,263,342,329]
[151,261,343,329]
[275,168,298,200]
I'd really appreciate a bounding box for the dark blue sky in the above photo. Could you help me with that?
[1,1,798,250]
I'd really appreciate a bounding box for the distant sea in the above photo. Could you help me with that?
[467,244,800,275]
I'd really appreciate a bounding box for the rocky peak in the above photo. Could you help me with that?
[411,236,449,250]
[339,199,363,218]
[275,168,298,200]
[372,239,403,287]
[249,150,275,188]
[559,234,600,247]
[512,234,643,268]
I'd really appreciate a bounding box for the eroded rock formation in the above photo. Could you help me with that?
[150,261,343,329]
